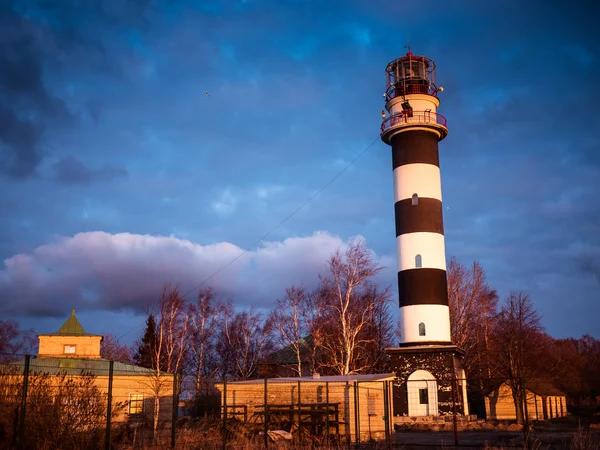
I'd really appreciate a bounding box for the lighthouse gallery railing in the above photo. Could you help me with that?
[381,111,447,134]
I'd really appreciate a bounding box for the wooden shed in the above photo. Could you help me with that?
[485,381,568,421]
[215,373,394,443]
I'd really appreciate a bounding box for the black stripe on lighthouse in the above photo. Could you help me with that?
[398,269,449,306]
[391,130,448,309]
[392,131,440,169]
[394,198,444,236]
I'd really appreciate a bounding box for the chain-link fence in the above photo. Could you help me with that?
[0,353,178,449]
[0,355,583,449]
[214,376,394,447]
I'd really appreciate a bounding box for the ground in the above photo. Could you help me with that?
[393,416,600,449]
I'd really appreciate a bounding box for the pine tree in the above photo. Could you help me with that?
[133,314,158,369]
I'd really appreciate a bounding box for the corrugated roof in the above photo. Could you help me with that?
[221,373,396,385]
[0,357,172,377]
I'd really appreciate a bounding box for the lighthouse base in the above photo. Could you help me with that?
[386,345,468,417]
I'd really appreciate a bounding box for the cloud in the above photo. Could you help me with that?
[0,231,394,318]
[211,188,238,215]
[51,155,127,184]
[0,4,70,178]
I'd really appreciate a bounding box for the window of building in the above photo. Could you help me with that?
[415,254,422,268]
[411,193,419,206]
[419,322,426,336]
[419,388,428,405]
[129,393,144,415]
[368,394,376,416]
[63,345,76,354]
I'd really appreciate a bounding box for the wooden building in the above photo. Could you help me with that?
[485,381,568,421]
[1,310,175,424]
[258,338,313,378]
[215,373,394,443]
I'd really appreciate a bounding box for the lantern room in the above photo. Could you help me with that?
[384,51,439,100]
[381,51,447,144]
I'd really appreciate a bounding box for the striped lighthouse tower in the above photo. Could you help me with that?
[381,51,450,345]
[382,51,468,417]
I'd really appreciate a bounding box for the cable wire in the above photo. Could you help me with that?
[118,134,381,340]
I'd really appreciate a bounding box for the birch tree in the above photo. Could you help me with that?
[316,239,389,375]
[216,305,273,380]
[188,288,226,394]
[362,288,394,372]
[302,288,328,375]
[144,285,189,435]
[270,285,309,377]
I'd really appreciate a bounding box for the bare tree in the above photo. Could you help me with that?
[269,285,309,377]
[447,258,498,380]
[0,320,36,362]
[188,288,226,394]
[489,292,547,425]
[550,334,600,407]
[315,239,388,375]
[302,288,328,375]
[362,287,394,372]
[143,285,189,435]
[156,285,189,374]
[100,333,132,364]
[216,305,273,380]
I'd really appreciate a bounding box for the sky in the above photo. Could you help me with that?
[1,0,598,343]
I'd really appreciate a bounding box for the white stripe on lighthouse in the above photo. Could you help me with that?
[396,232,447,272]
[399,304,452,343]
[393,163,442,203]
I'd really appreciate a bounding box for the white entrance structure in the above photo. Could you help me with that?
[407,370,438,416]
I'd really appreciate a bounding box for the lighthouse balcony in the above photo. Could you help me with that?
[385,83,439,100]
[381,111,448,143]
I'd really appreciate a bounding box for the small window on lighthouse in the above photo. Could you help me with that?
[411,194,419,206]
[419,322,426,336]
[415,254,422,268]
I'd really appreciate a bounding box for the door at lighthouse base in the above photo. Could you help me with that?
[407,370,438,416]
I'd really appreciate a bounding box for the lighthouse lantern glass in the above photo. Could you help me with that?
[384,54,439,101]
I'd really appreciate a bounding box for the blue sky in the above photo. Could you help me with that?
[1,0,598,342]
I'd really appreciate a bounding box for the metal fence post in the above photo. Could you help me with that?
[263,378,268,449]
[522,377,530,446]
[222,377,227,450]
[171,373,178,449]
[17,354,30,450]
[383,381,390,447]
[297,380,302,443]
[451,377,459,446]
[325,381,330,447]
[105,360,114,450]
[354,381,360,443]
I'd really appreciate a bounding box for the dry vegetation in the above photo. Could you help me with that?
[0,369,125,449]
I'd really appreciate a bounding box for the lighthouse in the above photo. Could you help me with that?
[381,51,468,417]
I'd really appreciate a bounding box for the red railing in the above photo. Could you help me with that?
[380,111,447,134]
[385,83,438,100]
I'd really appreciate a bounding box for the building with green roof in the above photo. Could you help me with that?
[1,309,175,426]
